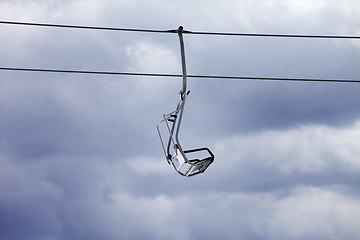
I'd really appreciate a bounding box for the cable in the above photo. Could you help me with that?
[0,67,179,77]
[1,22,359,83]
[1,67,359,83]
[0,20,175,34]
[189,31,360,39]
[1,20,359,39]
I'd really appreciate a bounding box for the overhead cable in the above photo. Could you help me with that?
[1,20,359,39]
[0,20,172,34]
[1,67,359,83]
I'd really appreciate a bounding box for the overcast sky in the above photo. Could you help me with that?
[1,0,360,239]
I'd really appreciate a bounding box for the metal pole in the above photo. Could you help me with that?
[175,26,188,146]
[177,26,187,96]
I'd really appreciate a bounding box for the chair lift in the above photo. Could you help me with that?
[157,26,214,177]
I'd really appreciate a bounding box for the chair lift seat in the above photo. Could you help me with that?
[171,147,214,177]
[156,26,215,177]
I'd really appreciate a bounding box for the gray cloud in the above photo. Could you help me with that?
[1,0,360,239]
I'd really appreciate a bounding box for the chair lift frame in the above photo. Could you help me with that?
[157,26,214,177]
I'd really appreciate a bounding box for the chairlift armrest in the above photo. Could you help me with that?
[184,147,214,159]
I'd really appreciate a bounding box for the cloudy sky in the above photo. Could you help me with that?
[1,0,360,239]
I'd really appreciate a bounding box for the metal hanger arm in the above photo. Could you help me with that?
[177,26,187,97]
[174,26,188,147]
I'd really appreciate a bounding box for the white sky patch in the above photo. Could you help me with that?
[282,0,328,12]
[214,120,360,175]
[126,41,179,73]
[127,156,169,175]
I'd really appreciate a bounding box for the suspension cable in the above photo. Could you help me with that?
[1,67,359,83]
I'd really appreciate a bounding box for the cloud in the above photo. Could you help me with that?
[63,185,359,240]
[126,41,179,72]
[2,148,359,239]
[205,120,360,196]
[0,0,360,239]
[214,120,360,175]
[252,186,360,240]
[126,156,169,175]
